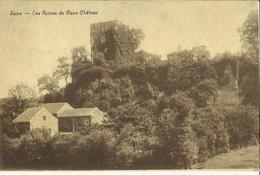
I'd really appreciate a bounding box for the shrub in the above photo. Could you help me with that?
[0,134,20,169]
[16,128,52,168]
[192,107,229,162]
[224,105,259,149]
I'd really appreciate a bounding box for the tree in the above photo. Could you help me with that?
[224,105,258,148]
[8,83,35,100]
[155,108,177,167]
[169,92,198,168]
[16,128,52,168]
[191,45,210,61]
[192,107,229,161]
[41,90,65,103]
[109,103,155,134]
[114,124,158,168]
[134,50,161,65]
[168,61,217,94]
[238,10,258,106]
[238,63,258,106]
[211,52,238,88]
[73,128,117,169]
[1,83,35,137]
[156,92,198,168]
[189,78,218,107]
[239,9,258,62]
[0,134,20,168]
[2,83,35,121]
[53,57,71,86]
[37,75,59,94]
[167,49,194,66]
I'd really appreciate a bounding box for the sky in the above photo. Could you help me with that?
[0,0,258,98]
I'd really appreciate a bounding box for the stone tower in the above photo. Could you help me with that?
[90,20,131,62]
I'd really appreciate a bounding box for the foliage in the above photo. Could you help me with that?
[8,83,35,100]
[52,57,71,85]
[192,107,229,162]
[155,92,198,169]
[1,83,35,137]
[109,103,155,134]
[167,60,217,94]
[237,10,258,106]
[92,24,144,62]
[191,45,211,61]
[211,52,238,88]
[41,89,65,103]
[189,79,218,107]
[0,134,20,168]
[49,128,117,169]
[1,128,118,169]
[134,50,161,65]
[37,74,59,93]
[167,45,210,63]
[224,106,259,149]
[238,55,258,106]
[16,128,52,168]
[239,9,258,62]
[114,124,158,168]
[167,49,194,65]
[71,46,89,66]
[92,52,107,67]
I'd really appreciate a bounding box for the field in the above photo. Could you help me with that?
[193,145,259,169]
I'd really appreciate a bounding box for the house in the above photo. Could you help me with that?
[12,107,58,136]
[58,107,107,132]
[40,102,73,117]
[13,103,107,135]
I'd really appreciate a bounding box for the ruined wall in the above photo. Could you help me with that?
[90,20,132,62]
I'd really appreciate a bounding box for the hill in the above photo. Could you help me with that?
[193,145,259,169]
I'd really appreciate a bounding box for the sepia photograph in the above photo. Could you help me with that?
[0,0,259,171]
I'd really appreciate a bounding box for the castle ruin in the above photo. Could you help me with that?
[90,20,138,62]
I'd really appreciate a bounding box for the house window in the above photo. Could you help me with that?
[43,116,46,120]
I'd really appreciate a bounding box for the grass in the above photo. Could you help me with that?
[193,145,259,169]
[215,89,240,108]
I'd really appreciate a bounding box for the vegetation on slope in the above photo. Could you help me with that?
[193,145,259,169]
[0,9,258,170]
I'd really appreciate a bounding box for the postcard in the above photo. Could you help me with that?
[0,0,259,172]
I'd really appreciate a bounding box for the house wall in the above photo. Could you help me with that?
[75,116,91,132]
[58,117,73,132]
[15,122,30,135]
[30,108,58,136]
[58,116,91,132]
[91,108,105,124]
[56,103,74,117]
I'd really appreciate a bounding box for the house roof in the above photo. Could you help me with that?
[40,103,69,114]
[59,108,98,118]
[13,107,42,123]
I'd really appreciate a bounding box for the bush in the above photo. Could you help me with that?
[0,134,20,169]
[224,105,259,149]
[155,92,198,169]
[16,128,52,168]
[192,107,229,162]
[114,124,158,169]
[1,128,118,170]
